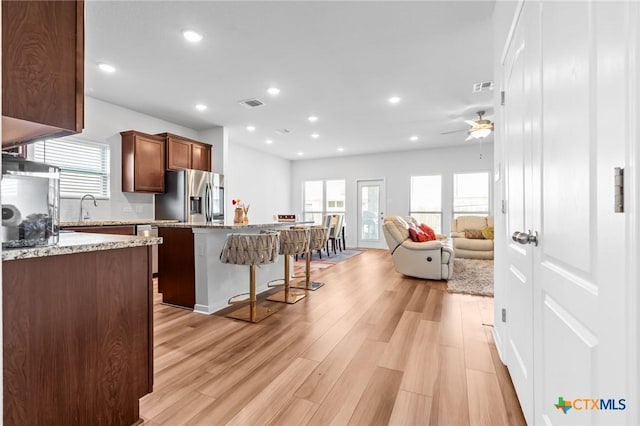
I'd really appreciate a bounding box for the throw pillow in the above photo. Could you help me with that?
[464,229,485,239]
[408,227,428,242]
[419,223,436,241]
[482,225,494,240]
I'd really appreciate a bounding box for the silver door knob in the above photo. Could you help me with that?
[512,230,538,246]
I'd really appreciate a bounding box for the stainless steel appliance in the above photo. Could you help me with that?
[154,170,224,223]
[2,154,60,248]
[137,224,158,274]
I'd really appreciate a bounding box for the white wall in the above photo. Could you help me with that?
[59,96,200,221]
[225,142,291,224]
[197,126,226,176]
[291,144,493,248]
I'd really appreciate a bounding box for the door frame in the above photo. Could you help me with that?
[356,178,386,249]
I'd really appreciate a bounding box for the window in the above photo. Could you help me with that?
[302,179,345,224]
[33,137,110,199]
[302,180,323,224]
[453,172,490,217]
[410,175,442,234]
[326,180,346,212]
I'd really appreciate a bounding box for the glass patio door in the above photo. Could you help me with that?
[357,179,386,249]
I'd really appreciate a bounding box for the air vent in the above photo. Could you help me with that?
[239,98,265,108]
[472,81,494,93]
[275,128,292,135]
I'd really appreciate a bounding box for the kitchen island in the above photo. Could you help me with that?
[2,232,161,425]
[158,222,310,314]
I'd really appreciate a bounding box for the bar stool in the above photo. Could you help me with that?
[267,228,309,304]
[291,225,327,291]
[220,232,279,323]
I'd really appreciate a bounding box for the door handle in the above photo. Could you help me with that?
[205,183,212,222]
[512,230,538,246]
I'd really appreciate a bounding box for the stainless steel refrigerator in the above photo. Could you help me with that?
[155,169,224,223]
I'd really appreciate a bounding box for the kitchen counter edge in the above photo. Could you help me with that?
[60,219,179,227]
[157,221,314,229]
[3,233,163,261]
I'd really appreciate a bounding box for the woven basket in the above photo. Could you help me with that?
[220,233,279,265]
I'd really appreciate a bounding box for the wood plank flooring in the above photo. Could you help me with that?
[142,249,526,426]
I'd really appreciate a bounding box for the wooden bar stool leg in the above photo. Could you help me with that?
[227,264,277,323]
[249,264,257,322]
[291,248,324,291]
[267,255,306,304]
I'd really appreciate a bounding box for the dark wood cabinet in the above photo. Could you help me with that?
[63,225,137,235]
[2,0,84,147]
[166,134,192,170]
[191,142,212,171]
[158,133,212,172]
[3,246,153,425]
[158,227,195,308]
[121,130,166,193]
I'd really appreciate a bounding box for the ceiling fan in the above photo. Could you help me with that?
[441,110,494,141]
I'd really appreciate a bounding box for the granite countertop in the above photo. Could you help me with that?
[3,232,163,261]
[60,219,179,227]
[158,221,314,230]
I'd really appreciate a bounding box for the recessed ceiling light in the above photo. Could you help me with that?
[246,125,256,132]
[410,135,419,141]
[297,151,304,156]
[183,30,203,43]
[311,133,319,139]
[337,147,344,152]
[388,96,401,104]
[308,116,318,122]
[98,63,116,73]
[195,104,207,111]
[267,87,280,96]
[265,139,273,144]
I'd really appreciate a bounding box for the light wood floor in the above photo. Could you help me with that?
[141,249,526,426]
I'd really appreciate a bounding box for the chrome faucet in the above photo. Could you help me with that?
[79,194,98,221]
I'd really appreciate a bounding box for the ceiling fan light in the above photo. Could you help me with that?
[470,128,492,139]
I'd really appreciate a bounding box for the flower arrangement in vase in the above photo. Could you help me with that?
[232,199,250,224]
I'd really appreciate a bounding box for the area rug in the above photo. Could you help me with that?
[294,249,364,273]
[447,258,494,297]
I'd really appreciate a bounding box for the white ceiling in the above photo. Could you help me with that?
[85,1,495,160]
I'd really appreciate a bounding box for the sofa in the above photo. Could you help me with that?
[450,216,494,259]
[382,216,454,280]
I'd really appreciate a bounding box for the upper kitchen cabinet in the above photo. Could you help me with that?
[164,134,192,170]
[2,0,84,148]
[158,133,212,172]
[191,142,211,172]
[121,131,165,193]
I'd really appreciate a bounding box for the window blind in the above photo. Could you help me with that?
[33,138,110,198]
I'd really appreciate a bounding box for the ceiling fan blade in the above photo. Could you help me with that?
[464,120,478,127]
[465,134,475,141]
[440,128,467,135]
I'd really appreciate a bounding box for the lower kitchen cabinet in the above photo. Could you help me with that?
[3,245,153,425]
[157,227,195,308]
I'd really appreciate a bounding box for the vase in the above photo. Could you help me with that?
[243,207,249,224]
[233,207,244,224]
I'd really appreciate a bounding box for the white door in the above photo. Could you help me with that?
[501,2,632,425]
[502,3,535,423]
[357,179,386,249]
[534,2,629,424]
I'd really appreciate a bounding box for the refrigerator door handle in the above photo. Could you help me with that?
[205,183,212,222]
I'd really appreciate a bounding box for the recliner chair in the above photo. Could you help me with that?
[382,216,454,280]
